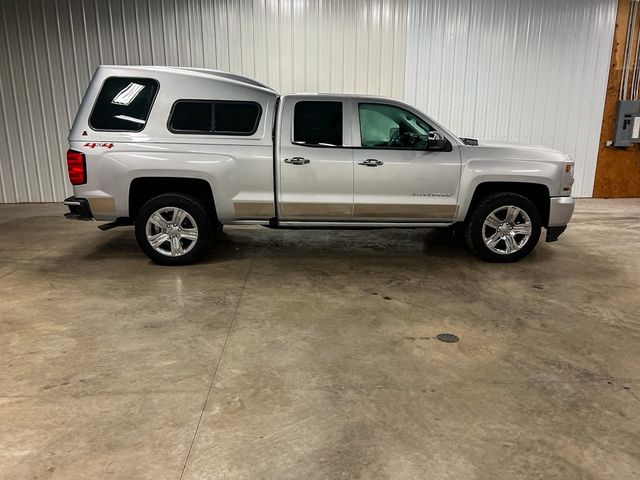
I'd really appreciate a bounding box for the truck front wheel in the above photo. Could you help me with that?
[135,193,212,265]
[465,192,542,262]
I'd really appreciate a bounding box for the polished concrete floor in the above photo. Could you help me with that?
[0,199,639,479]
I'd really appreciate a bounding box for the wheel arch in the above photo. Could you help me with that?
[128,176,218,223]
[461,181,551,227]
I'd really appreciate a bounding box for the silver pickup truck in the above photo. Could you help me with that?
[64,66,575,265]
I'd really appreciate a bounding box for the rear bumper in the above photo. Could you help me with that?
[64,196,93,221]
[548,196,575,227]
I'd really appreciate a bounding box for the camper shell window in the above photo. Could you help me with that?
[168,100,262,135]
[89,77,159,132]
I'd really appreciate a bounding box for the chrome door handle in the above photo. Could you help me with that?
[358,158,383,167]
[284,157,310,165]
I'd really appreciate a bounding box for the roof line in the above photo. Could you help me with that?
[97,65,277,94]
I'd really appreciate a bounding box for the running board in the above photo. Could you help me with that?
[98,218,133,231]
[271,221,452,229]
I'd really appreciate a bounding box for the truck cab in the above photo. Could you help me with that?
[275,95,462,225]
[65,66,575,265]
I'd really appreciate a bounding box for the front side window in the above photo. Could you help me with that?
[90,77,159,131]
[359,103,435,149]
[169,100,261,135]
[293,101,343,146]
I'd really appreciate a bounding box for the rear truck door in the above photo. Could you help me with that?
[350,101,461,222]
[276,96,353,221]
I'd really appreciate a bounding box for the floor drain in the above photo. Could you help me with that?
[436,333,460,344]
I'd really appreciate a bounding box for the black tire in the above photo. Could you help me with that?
[464,192,542,263]
[135,193,212,265]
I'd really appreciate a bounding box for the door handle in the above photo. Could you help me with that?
[358,158,384,167]
[284,157,310,165]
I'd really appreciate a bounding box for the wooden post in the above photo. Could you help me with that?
[594,0,640,198]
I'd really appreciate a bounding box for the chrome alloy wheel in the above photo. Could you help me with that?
[145,207,198,257]
[482,205,532,255]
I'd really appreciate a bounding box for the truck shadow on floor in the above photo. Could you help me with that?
[66,227,472,264]
[38,224,617,286]
[74,226,572,267]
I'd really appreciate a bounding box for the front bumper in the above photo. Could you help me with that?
[546,225,567,242]
[64,196,93,221]
[545,196,574,242]
[548,196,575,227]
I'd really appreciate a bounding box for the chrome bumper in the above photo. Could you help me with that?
[548,196,575,227]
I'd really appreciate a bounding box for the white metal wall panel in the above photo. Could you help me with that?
[0,0,616,202]
[0,0,407,203]
[405,0,617,197]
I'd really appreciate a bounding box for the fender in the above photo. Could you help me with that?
[99,148,238,220]
[455,158,562,222]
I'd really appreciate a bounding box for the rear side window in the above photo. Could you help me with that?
[215,103,261,134]
[168,100,261,135]
[89,77,158,131]
[293,101,342,146]
[170,101,212,132]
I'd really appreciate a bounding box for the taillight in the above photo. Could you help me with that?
[66,150,86,185]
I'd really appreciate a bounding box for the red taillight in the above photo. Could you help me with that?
[66,150,86,185]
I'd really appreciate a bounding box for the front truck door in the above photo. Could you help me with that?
[277,98,353,221]
[351,102,461,222]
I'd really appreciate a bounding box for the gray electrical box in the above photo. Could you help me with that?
[613,100,640,147]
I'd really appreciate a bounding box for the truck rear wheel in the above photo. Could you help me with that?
[135,193,212,265]
[465,192,541,262]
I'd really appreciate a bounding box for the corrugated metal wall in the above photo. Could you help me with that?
[0,0,407,203]
[405,0,617,197]
[0,0,617,202]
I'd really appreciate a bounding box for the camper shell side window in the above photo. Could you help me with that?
[89,77,159,132]
[168,100,262,136]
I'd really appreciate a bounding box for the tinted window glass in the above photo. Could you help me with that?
[359,103,434,149]
[215,102,261,134]
[169,101,212,132]
[294,101,342,146]
[169,101,261,135]
[90,77,158,131]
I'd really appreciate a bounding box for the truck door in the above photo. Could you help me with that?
[351,102,461,222]
[277,97,353,221]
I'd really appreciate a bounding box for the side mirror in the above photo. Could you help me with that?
[426,131,451,151]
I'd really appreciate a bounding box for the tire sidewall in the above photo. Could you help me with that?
[135,194,212,265]
[465,193,542,263]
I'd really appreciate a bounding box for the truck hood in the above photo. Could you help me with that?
[458,139,571,197]
[465,139,570,164]
[476,139,564,155]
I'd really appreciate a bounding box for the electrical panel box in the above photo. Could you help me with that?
[613,100,640,147]
[633,114,640,144]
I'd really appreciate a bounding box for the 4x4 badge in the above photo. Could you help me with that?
[84,142,114,149]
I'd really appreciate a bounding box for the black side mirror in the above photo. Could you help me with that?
[426,131,452,151]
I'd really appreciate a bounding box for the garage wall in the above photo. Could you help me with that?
[594,0,640,198]
[405,0,617,197]
[0,0,617,202]
[0,0,407,203]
